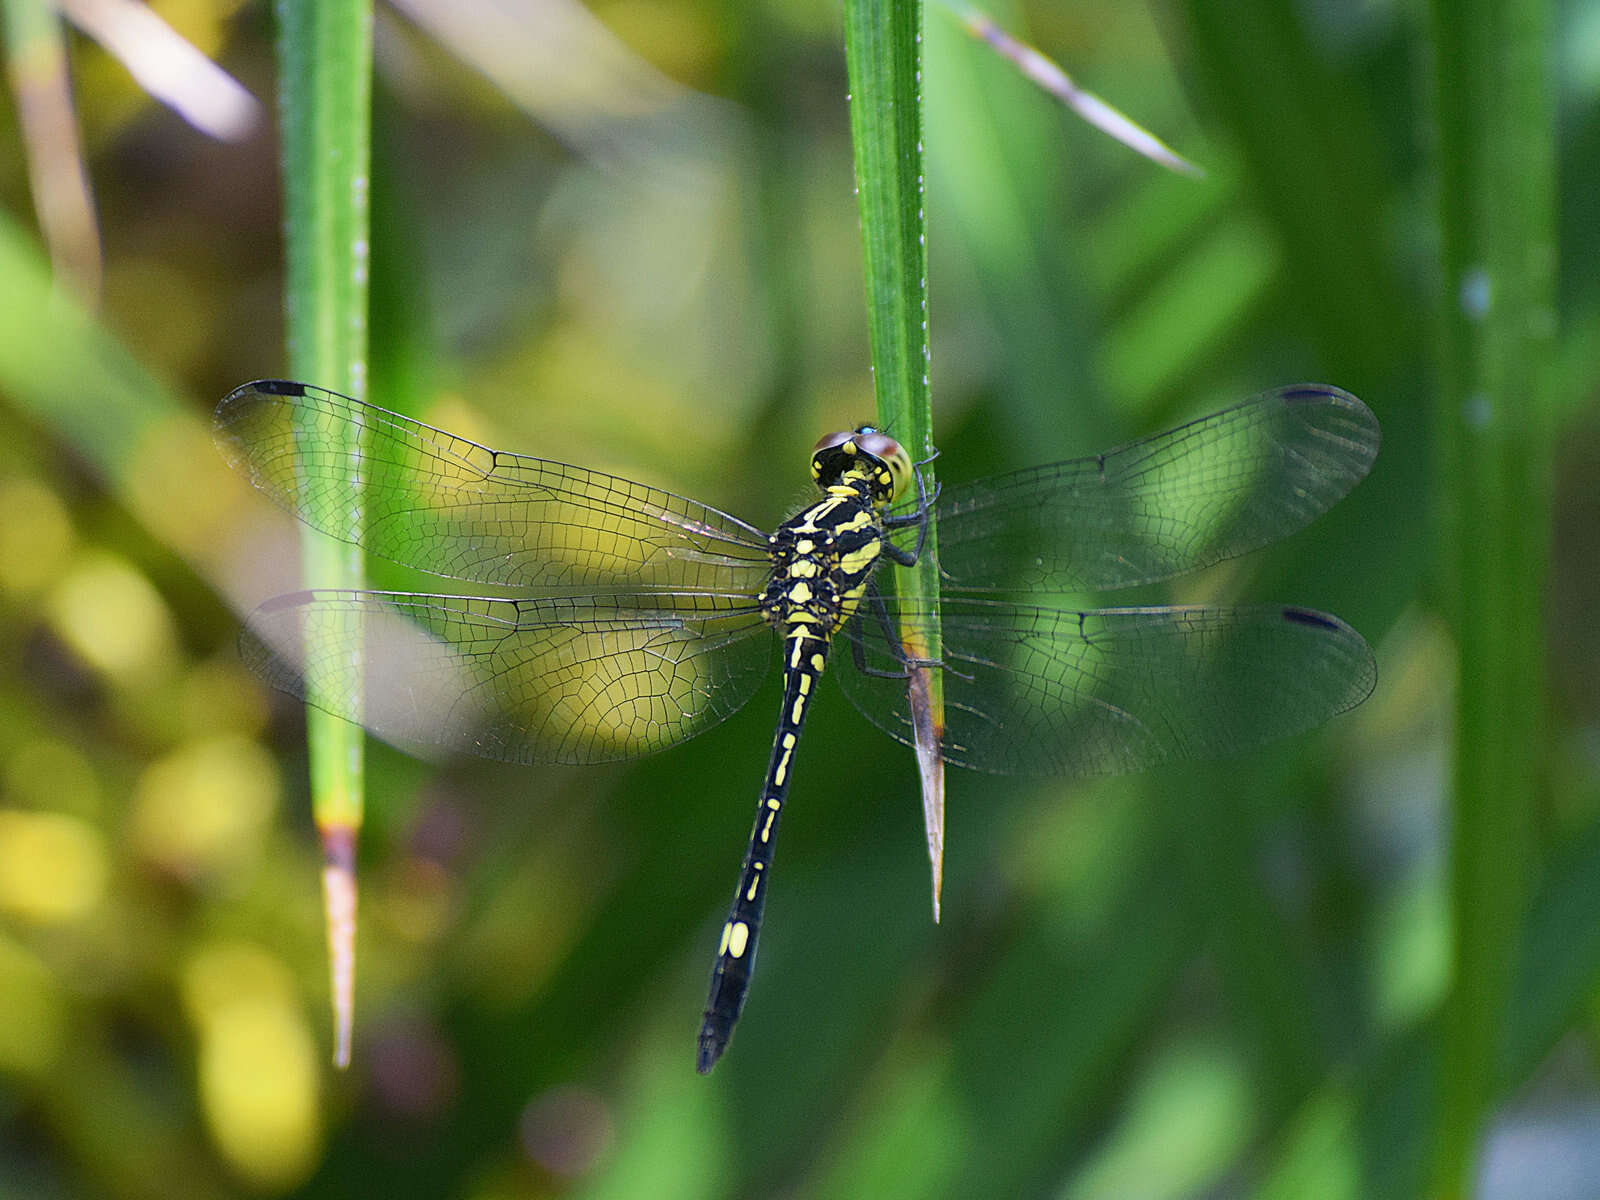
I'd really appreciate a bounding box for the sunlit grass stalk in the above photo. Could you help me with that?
[2,0,102,299]
[842,0,946,917]
[951,5,1201,177]
[275,0,372,1069]
[1427,0,1557,1191]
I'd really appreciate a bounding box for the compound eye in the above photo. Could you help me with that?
[853,431,913,498]
[853,431,902,462]
[812,430,856,454]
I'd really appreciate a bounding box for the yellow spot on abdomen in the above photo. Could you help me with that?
[728,922,750,958]
[718,923,733,955]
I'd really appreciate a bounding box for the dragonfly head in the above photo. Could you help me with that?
[811,426,912,502]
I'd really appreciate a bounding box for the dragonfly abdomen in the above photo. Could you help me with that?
[697,628,832,1073]
[699,488,894,1071]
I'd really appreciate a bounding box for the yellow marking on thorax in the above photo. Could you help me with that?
[838,540,881,577]
[833,509,874,534]
[793,498,844,532]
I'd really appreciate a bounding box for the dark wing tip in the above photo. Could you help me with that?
[246,379,311,398]
[215,378,343,427]
[1280,605,1343,632]
[1276,382,1382,467]
[252,589,321,614]
[1278,383,1345,406]
[215,380,301,443]
[1281,606,1379,710]
[1278,382,1376,424]
[217,378,307,417]
[251,588,379,615]
[1277,382,1374,423]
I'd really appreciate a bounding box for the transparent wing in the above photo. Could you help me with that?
[215,380,773,591]
[242,589,774,765]
[929,385,1380,592]
[834,595,1376,776]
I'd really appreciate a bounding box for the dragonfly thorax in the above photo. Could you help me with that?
[761,496,887,637]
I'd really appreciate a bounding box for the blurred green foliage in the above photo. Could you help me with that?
[0,1,1597,1198]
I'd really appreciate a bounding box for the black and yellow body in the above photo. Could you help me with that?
[696,429,917,1073]
[217,379,1380,1076]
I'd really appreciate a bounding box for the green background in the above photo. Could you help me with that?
[1,1,1597,1196]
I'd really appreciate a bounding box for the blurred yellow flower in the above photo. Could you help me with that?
[0,809,107,924]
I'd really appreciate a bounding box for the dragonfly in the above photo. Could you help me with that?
[214,379,1380,1073]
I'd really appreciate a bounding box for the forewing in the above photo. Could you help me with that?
[215,380,772,591]
[242,589,773,765]
[931,385,1379,592]
[835,596,1375,776]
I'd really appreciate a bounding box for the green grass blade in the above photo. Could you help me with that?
[275,0,373,1069]
[1251,821,1600,1200]
[0,210,186,474]
[842,0,945,917]
[1426,0,1557,1191]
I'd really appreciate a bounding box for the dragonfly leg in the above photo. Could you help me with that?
[846,586,956,681]
[882,460,937,566]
